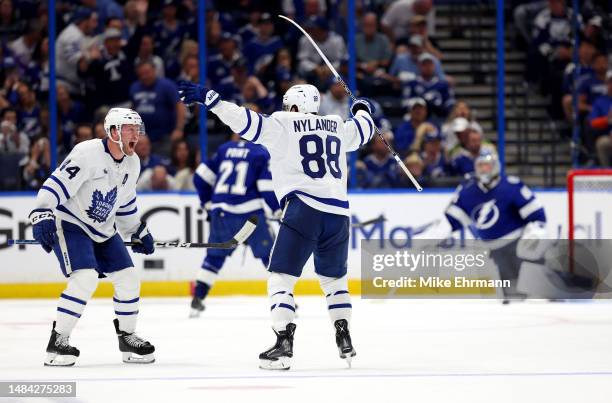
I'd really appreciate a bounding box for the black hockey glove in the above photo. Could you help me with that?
[350,98,374,116]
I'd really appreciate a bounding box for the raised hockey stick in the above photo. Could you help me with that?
[8,216,258,250]
[279,15,423,192]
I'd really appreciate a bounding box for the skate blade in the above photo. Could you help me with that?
[189,308,202,318]
[44,352,77,367]
[259,357,291,370]
[122,352,155,364]
[340,349,356,368]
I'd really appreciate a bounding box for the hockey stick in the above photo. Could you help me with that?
[8,216,258,250]
[352,214,386,228]
[279,15,423,192]
[266,214,386,228]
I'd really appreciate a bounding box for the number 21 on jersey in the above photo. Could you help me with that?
[215,160,248,195]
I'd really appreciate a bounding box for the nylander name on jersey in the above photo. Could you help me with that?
[210,101,375,217]
[445,175,546,241]
[193,140,280,216]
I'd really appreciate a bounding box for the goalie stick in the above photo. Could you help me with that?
[8,216,259,250]
[278,14,423,192]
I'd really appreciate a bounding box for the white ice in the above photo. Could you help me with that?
[1,297,612,403]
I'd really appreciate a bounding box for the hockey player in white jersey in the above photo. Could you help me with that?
[29,108,156,366]
[179,81,375,369]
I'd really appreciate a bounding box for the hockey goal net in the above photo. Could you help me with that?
[567,169,612,271]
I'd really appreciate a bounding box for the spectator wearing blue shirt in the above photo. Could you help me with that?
[450,127,497,176]
[393,97,429,156]
[403,53,455,122]
[243,13,283,75]
[15,81,41,140]
[207,33,240,93]
[420,128,450,179]
[589,71,612,166]
[153,0,187,79]
[561,40,596,122]
[389,35,445,84]
[357,132,401,189]
[130,60,186,155]
[134,135,171,175]
[527,0,574,87]
[578,53,609,116]
[57,83,85,153]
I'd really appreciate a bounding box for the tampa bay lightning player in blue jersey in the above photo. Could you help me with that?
[190,133,281,316]
[444,153,548,298]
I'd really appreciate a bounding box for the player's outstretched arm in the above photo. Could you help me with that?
[342,98,375,152]
[178,81,282,147]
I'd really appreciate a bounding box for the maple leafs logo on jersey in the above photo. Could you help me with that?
[86,187,118,223]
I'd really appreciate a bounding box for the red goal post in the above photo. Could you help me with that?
[567,169,612,272]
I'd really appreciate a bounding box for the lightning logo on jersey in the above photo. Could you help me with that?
[445,176,546,241]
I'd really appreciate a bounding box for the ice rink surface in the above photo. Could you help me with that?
[1,296,611,403]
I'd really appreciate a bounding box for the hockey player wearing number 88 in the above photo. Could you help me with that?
[190,132,281,317]
[179,81,376,369]
[28,107,156,366]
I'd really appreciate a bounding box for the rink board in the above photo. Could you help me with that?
[0,189,608,297]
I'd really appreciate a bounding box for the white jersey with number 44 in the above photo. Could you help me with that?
[33,139,142,242]
[211,101,375,216]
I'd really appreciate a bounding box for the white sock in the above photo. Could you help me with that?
[268,272,298,332]
[107,267,140,333]
[55,269,99,335]
[319,274,352,325]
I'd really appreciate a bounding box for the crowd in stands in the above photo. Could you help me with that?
[0,0,515,191]
[515,0,611,167]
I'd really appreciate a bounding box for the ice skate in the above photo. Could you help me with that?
[334,319,356,368]
[189,296,205,318]
[44,321,80,367]
[113,319,155,364]
[259,323,296,370]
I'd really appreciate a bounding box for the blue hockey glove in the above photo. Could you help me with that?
[350,98,375,116]
[29,209,57,253]
[131,221,155,255]
[177,81,220,109]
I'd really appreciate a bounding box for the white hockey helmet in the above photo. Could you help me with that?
[282,84,320,113]
[475,152,500,186]
[104,107,146,138]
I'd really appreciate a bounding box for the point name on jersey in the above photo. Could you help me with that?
[225,148,250,159]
